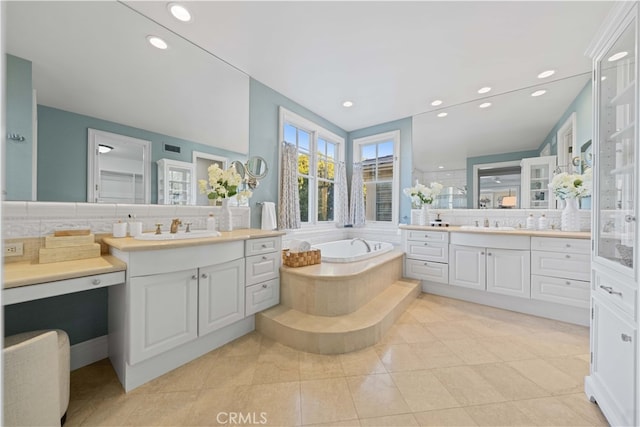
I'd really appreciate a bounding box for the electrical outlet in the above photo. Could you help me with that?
[4,242,24,257]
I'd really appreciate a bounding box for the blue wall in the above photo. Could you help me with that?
[348,118,413,224]
[466,150,540,208]
[37,106,245,203]
[6,54,34,200]
[248,78,347,227]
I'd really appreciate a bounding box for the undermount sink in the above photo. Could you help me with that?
[134,230,221,241]
[459,225,516,231]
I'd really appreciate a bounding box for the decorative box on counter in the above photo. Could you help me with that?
[282,249,321,267]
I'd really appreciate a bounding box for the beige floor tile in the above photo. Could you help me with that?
[464,401,537,426]
[123,391,199,426]
[413,408,478,426]
[252,350,300,385]
[134,352,218,394]
[470,363,549,400]
[185,385,250,426]
[406,305,447,323]
[441,339,502,365]
[423,321,476,341]
[513,396,594,426]
[70,360,124,401]
[305,420,361,427]
[545,355,591,384]
[299,352,345,380]
[557,393,609,426]
[339,347,387,376]
[477,335,538,361]
[411,341,465,369]
[390,370,459,412]
[377,323,408,346]
[77,394,146,426]
[346,373,411,419]
[432,366,507,406]
[64,399,98,427]
[394,323,439,343]
[396,310,420,324]
[301,377,358,425]
[217,331,263,357]
[515,333,587,358]
[375,343,425,372]
[359,413,419,426]
[240,381,301,427]
[203,354,259,389]
[508,358,584,395]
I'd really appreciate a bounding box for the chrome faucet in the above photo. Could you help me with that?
[351,238,371,252]
[170,218,182,234]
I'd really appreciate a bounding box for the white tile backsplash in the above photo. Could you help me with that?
[76,203,118,218]
[27,202,77,218]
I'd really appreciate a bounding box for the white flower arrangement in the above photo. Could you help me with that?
[198,163,248,200]
[550,169,592,200]
[403,180,443,206]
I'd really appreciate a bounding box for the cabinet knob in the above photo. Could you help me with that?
[262,244,267,248]
[201,273,209,279]
[565,281,571,285]
[191,275,198,280]
[565,244,571,248]
[423,262,429,266]
[262,256,268,260]
[621,333,632,342]
[262,284,268,289]
[487,252,492,256]
[480,251,485,255]
[625,215,636,223]
[565,254,571,259]
[599,285,623,296]
[424,242,428,246]
[92,279,101,286]
[424,235,429,238]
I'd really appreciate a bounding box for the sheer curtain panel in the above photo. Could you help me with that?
[279,143,301,229]
[349,162,366,227]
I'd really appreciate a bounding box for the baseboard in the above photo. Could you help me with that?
[70,335,108,370]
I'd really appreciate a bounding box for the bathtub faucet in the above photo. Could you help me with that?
[351,238,371,253]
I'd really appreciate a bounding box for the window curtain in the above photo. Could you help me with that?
[335,161,349,227]
[349,162,366,227]
[278,143,301,229]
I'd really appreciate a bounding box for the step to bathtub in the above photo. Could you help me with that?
[256,278,420,354]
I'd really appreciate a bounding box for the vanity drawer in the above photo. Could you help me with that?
[531,274,590,308]
[531,237,590,254]
[531,250,590,282]
[405,259,449,284]
[594,270,637,319]
[405,240,448,263]
[245,237,281,257]
[406,230,449,243]
[245,252,280,286]
[246,278,280,316]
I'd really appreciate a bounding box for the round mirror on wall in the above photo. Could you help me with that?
[231,160,246,179]
[246,156,268,179]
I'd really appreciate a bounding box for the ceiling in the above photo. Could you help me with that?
[126,1,613,132]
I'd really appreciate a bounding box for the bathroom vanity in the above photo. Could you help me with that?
[401,225,591,325]
[103,230,282,391]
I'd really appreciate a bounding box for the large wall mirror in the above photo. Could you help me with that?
[412,72,593,210]
[4,1,250,204]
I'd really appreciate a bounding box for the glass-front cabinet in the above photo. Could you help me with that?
[594,12,637,273]
[157,158,195,205]
[520,155,557,209]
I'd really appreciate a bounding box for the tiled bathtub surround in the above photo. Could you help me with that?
[2,201,251,239]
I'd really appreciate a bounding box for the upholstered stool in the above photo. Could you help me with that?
[3,329,70,426]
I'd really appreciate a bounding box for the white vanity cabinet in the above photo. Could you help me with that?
[586,3,640,425]
[245,237,281,315]
[198,259,245,337]
[403,229,449,285]
[530,237,591,308]
[449,233,531,298]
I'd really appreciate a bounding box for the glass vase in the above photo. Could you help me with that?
[561,198,580,232]
[420,204,430,226]
[219,198,233,232]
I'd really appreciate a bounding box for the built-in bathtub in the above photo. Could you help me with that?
[312,239,393,263]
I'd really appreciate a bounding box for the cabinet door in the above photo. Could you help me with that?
[129,269,198,365]
[246,278,280,316]
[198,258,245,336]
[449,245,485,290]
[591,297,637,427]
[486,249,530,298]
[245,252,279,286]
[594,11,636,275]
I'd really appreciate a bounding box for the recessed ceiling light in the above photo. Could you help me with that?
[479,102,492,108]
[168,3,192,22]
[537,70,555,79]
[438,165,444,169]
[531,90,547,97]
[437,112,448,118]
[342,101,354,108]
[601,76,607,81]
[98,144,113,154]
[608,51,628,62]
[477,87,491,94]
[431,100,443,106]
[147,35,168,50]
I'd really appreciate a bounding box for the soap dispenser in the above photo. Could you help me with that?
[526,214,535,230]
[206,213,216,231]
[538,214,548,230]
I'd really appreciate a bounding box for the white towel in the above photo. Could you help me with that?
[261,201,277,231]
[288,239,311,253]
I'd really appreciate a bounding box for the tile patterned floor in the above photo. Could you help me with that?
[66,294,609,426]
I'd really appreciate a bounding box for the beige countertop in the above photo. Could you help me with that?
[399,224,591,239]
[3,255,127,289]
[103,229,286,252]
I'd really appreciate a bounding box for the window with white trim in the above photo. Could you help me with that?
[279,107,344,224]
[353,131,400,223]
